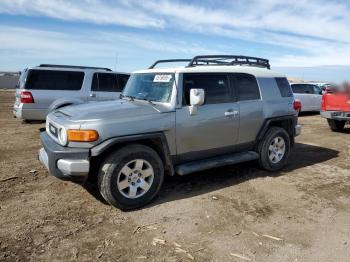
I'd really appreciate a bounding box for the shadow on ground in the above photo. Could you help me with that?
[83,142,339,209]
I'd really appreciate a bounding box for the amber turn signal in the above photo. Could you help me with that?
[67,129,99,142]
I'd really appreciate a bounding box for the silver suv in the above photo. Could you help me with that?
[38,55,301,210]
[13,64,129,121]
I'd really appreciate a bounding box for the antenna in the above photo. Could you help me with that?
[114,53,118,71]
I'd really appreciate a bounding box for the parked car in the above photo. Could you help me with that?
[38,55,301,210]
[321,83,350,131]
[310,82,330,92]
[291,83,323,112]
[13,64,129,121]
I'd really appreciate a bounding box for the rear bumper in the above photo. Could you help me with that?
[13,103,47,120]
[38,132,90,183]
[321,110,350,121]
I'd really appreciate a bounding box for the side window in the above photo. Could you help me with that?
[236,74,260,101]
[275,77,293,97]
[304,85,314,94]
[291,84,304,94]
[91,73,119,92]
[313,85,322,95]
[292,84,312,94]
[183,74,231,105]
[118,74,130,90]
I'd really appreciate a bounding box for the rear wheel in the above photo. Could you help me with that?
[98,144,164,210]
[258,127,291,171]
[327,119,345,132]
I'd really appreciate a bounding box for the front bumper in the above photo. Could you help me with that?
[295,124,301,136]
[321,110,350,121]
[38,132,90,183]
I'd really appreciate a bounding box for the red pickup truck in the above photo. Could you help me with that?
[321,85,350,131]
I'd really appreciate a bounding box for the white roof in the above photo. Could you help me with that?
[134,65,285,78]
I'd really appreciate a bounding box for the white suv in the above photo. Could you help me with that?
[13,64,129,121]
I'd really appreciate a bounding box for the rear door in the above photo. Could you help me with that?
[23,69,85,109]
[89,73,126,101]
[233,73,263,145]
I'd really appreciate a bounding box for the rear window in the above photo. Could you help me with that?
[275,78,293,97]
[25,69,84,90]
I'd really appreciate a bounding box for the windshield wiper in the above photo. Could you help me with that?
[120,94,135,101]
[145,99,156,106]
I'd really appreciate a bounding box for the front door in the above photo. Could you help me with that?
[176,73,239,160]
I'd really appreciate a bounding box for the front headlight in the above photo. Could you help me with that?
[58,127,68,146]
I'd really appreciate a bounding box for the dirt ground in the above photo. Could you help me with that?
[0,90,349,262]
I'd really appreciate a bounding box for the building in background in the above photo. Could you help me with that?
[0,72,20,89]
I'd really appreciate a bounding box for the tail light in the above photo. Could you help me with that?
[20,91,34,103]
[293,99,301,112]
[321,95,326,111]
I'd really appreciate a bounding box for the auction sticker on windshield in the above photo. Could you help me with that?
[153,74,172,82]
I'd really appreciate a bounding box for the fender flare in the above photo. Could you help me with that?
[48,98,85,113]
[256,115,297,141]
[91,132,175,176]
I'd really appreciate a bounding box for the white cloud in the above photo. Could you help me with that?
[0,0,350,67]
[0,0,164,29]
[0,25,218,71]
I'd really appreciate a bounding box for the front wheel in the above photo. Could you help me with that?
[258,127,291,171]
[98,144,164,210]
[327,119,345,132]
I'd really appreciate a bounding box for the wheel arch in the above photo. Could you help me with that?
[256,116,296,147]
[89,133,174,181]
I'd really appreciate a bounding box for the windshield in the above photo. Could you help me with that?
[122,73,174,102]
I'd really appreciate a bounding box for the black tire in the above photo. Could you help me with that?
[327,119,345,132]
[257,127,291,171]
[98,144,164,210]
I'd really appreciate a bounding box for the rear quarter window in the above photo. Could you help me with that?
[25,70,84,90]
[275,78,293,97]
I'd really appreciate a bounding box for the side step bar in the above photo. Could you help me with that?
[175,151,259,176]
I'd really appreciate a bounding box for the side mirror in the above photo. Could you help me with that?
[189,89,205,115]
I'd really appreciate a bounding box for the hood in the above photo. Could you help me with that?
[57,99,169,121]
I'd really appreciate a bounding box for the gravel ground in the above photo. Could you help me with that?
[0,90,349,262]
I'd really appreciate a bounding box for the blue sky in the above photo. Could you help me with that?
[0,0,349,82]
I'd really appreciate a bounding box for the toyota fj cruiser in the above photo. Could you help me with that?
[39,55,301,210]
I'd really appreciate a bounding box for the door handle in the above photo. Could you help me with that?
[89,93,96,97]
[225,110,239,117]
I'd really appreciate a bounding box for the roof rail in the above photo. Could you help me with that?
[187,55,270,69]
[39,64,112,71]
[149,59,192,69]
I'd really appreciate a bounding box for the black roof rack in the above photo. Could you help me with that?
[187,55,270,69]
[149,59,192,69]
[39,64,112,71]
